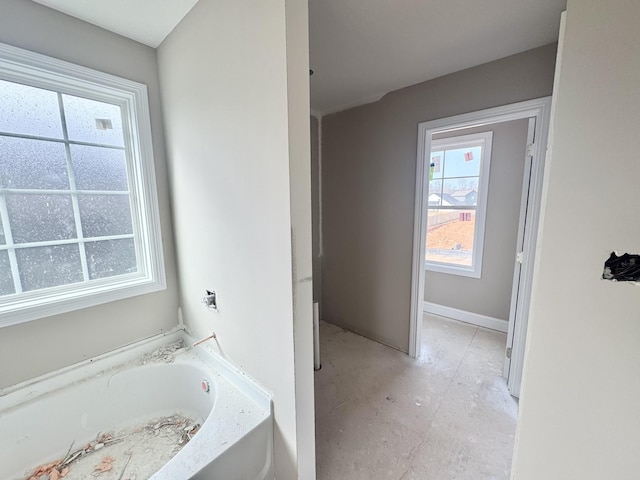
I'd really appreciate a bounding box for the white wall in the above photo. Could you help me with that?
[157,1,313,478]
[512,2,640,478]
[0,0,179,389]
[285,0,317,478]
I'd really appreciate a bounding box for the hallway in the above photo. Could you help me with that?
[315,314,517,479]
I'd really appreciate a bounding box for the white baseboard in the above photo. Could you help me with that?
[423,302,508,333]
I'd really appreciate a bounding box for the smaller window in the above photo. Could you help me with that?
[0,42,166,327]
[425,131,492,278]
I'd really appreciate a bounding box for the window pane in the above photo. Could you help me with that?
[0,250,15,296]
[443,177,479,206]
[62,94,124,147]
[426,209,476,267]
[0,218,5,245]
[17,244,83,291]
[0,80,63,139]
[78,194,132,238]
[86,238,137,280]
[0,137,69,189]
[6,194,76,243]
[71,145,128,191]
[428,180,443,206]
[442,146,482,178]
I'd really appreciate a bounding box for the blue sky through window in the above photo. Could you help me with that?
[430,146,482,179]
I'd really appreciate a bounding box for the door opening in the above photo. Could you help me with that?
[409,98,552,397]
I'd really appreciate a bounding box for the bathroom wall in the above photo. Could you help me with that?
[157,1,313,478]
[512,2,640,478]
[0,0,179,389]
[285,1,316,477]
[311,116,322,306]
[321,44,557,352]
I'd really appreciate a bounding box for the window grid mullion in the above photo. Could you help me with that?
[0,193,23,293]
[57,93,90,282]
[0,130,126,151]
[0,233,135,251]
[0,188,130,196]
[427,205,479,212]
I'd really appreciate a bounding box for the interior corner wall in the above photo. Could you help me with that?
[0,0,179,389]
[321,44,557,352]
[285,0,316,477]
[511,2,640,478]
[310,115,322,306]
[425,119,529,322]
[157,1,303,478]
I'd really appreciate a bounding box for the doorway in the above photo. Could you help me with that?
[409,98,552,397]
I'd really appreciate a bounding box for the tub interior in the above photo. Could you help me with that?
[1,359,215,479]
[0,333,273,480]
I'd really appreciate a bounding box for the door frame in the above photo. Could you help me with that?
[409,97,552,396]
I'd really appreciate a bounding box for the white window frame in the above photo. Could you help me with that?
[0,42,166,328]
[424,131,492,278]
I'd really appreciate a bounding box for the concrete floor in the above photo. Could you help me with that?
[314,314,518,480]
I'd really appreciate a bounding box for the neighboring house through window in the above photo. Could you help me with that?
[425,131,492,278]
[0,43,165,327]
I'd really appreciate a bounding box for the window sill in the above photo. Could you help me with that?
[0,273,166,329]
[425,261,481,279]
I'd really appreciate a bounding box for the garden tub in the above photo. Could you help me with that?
[0,331,274,480]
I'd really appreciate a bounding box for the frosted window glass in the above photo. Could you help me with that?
[62,94,124,147]
[0,251,14,296]
[16,244,83,291]
[0,80,63,139]
[0,219,5,245]
[70,145,128,191]
[78,194,132,238]
[0,137,69,189]
[86,238,137,280]
[6,194,76,243]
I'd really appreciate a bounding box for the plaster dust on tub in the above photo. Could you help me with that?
[0,333,275,480]
[23,413,201,480]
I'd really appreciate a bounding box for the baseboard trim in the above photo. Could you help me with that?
[423,302,508,333]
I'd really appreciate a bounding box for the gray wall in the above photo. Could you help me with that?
[311,115,321,305]
[425,119,529,321]
[321,44,557,352]
[0,0,179,388]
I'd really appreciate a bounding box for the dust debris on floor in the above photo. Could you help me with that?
[139,340,185,365]
[23,413,201,480]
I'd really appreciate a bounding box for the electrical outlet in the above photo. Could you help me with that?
[202,290,217,310]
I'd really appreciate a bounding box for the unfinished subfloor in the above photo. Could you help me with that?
[314,313,517,480]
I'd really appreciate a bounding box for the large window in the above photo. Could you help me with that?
[425,131,492,278]
[0,43,165,327]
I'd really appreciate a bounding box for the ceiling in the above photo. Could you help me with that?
[309,0,566,114]
[32,0,199,48]
[32,0,566,115]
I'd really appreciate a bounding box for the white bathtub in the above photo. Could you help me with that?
[0,331,274,480]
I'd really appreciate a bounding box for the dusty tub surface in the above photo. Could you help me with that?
[0,332,274,480]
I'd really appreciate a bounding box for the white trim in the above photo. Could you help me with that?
[410,97,552,384]
[425,131,493,279]
[423,302,508,333]
[0,42,166,327]
[503,117,537,380]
